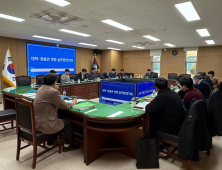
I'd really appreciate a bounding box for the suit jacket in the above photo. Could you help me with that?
[207,88,222,136]
[145,88,185,137]
[196,80,211,99]
[117,72,126,78]
[34,85,74,134]
[109,72,116,78]
[204,76,213,89]
[61,74,70,82]
[144,72,154,78]
[87,72,97,80]
[77,72,87,81]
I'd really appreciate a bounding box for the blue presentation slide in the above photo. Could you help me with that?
[137,81,155,98]
[27,43,76,78]
[100,81,136,105]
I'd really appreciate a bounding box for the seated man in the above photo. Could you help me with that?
[145,78,185,138]
[176,75,185,99]
[109,68,116,78]
[61,69,70,82]
[87,67,97,80]
[208,71,218,87]
[117,69,126,78]
[50,70,56,74]
[144,69,154,78]
[179,77,204,111]
[77,68,87,81]
[193,74,211,99]
[198,71,213,90]
[34,74,79,152]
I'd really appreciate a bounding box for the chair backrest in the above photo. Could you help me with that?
[36,75,44,85]
[152,72,158,78]
[16,76,31,86]
[168,73,177,80]
[15,98,35,133]
[70,74,78,81]
[100,72,108,79]
[181,74,191,78]
[96,73,101,77]
[56,74,62,83]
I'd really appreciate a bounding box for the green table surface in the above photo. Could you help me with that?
[1,85,179,118]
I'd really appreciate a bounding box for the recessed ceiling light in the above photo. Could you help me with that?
[132,46,145,49]
[143,35,161,41]
[78,43,98,47]
[59,29,91,37]
[106,40,125,44]
[0,13,25,22]
[32,35,62,41]
[196,28,210,37]
[44,0,71,7]
[107,47,121,50]
[101,19,133,31]
[164,43,176,47]
[205,40,215,45]
[175,1,201,21]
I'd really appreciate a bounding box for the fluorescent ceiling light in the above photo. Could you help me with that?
[78,43,98,47]
[164,43,176,47]
[196,28,210,37]
[143,35,161,41]
[59,29,91,37]
[101,19,133,31]
[44,0,71,7]
[107,47,121,50]
[175,1,201,21]
[0,13,25,22]
[32,35,62,41]
[132,46,145,49]
[205,40,215,45]
[106,40,125,44]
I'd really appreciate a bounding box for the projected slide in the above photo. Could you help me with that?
[27,43,76,78]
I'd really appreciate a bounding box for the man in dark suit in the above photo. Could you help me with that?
[117,69,126,78]
[197,71,213,90]
[87,67,97,80]
[193,74,211,99]
[144,69,154,78]
[77,68,87,81]
[145,78,185,138]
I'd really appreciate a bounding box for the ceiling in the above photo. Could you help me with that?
[0,0,222,51]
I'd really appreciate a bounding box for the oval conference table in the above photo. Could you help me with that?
[1,79,177,165]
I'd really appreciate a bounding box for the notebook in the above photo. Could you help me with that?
[72,102,95,111]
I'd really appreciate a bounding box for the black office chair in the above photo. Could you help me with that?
[36,75,44,85]
[56,74,62,83]
[100,72,108,79]
[70,74,78,81]
[152,73,158,78]
[16,76,31,86]
[168,73,177,80]
[15,98,62,169]
[96,73,101,78]
[181,74,191,78]
[0,109,16,132]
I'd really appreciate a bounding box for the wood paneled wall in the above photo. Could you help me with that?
[111,50,123,73]
[100,50,111,73]
[123,50,151,77]
[0,36,99,89]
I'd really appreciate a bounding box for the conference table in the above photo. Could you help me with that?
[1,78,177,165]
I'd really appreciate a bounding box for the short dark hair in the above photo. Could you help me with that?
[111,68,116,71]
[177,75,184,81]
[179,77,193,88]
[50,70,56,74]
[44,74,57,86]
[147,69,151,71]
[82,68,87,72]
[121,69,124,71]
[154,78,168,90]
[91,67,96,71]
[65,69,70,72]
[197,71,204,77]
[208,71,214,76]
[202,72,206,76]
[193,74,202,80]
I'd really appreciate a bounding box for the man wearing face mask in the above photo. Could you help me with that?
[145,78,185,138]
[193,74,211,99]
[179,77,204,111]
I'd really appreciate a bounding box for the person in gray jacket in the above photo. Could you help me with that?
[61,69,70,82]
[87,67,97,80]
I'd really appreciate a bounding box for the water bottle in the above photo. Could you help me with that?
[33,82,35,87]
[170,84,173,90]
[78,79,80,83]
[63,90,66,98]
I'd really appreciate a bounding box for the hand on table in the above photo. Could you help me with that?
[72,98,77,105]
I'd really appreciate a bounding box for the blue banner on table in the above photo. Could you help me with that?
[137,81,155,98]
[100,81,136,105]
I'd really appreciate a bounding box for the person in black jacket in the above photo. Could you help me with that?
[77,68,87,81]
[198,71,213,90]
[145,78,185,138]
[193,74,211,99]
[117,69,126,78]
[144,69,154,78]
[176,75,185,99]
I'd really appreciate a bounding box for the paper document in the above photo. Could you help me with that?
[77,99,86,103]
[85,109,97,114]
[134,102,150,109]
[20,93,36,97]
[107,111,123,118]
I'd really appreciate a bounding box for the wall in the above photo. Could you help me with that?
[111,50,123,73]
[123,50,151,77]
[100,50,111,73]
[0,36,99,89]
[197,46,222,80]
[161,48,186,79]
